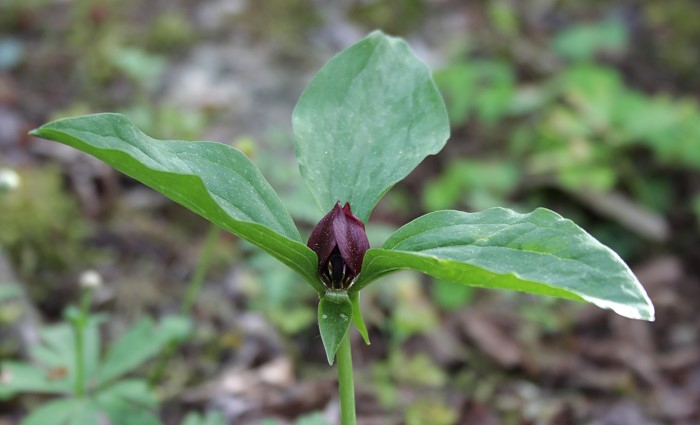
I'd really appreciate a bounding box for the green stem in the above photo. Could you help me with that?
[74,289,92,397]
[337,333,356,425]
[74,324,84,396]
[149,225,220,386]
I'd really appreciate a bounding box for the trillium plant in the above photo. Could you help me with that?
[31,31,654,424]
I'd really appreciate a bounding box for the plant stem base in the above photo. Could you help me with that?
[337,333,356,425]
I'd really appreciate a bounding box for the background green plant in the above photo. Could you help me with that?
[429,17,700,259]
[1,286,191,425]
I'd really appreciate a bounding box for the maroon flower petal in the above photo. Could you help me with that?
[307,202,343,273]
[333,202,370,276]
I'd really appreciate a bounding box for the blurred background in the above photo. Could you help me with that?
[1,0,699,424]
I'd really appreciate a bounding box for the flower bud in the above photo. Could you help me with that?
[307,201,370,290]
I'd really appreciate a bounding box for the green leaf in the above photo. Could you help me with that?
[96,380,161,425]
[0,362,73,399]
[27,314,104,394]
[98,316,189,386]
[2,314,104,398]
[30,113,323,293]
[553,19,628,61]
[293,31,450,223]
[97,379,158,408]
[434,60,514,125]
[318,291,353,365]
[353,208,654,321]
[28,323,75,373]
[21,398,100,425]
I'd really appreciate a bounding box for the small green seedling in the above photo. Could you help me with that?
[0,280,191,425]
[28,31,653,425]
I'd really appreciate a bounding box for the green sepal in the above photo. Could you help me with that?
[349,291,370,345]
[318,291,353,365]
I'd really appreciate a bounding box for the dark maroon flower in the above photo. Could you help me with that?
[307,201,370,290]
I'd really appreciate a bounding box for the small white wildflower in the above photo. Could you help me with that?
[0,168,20,191]
[79,270,103,289]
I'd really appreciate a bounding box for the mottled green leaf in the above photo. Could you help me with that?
[294,31,449,223]
[353,208,654,321]
[31,114,322,293]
